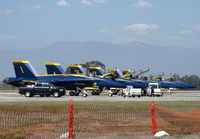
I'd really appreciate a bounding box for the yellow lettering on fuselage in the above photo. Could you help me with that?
[92,71,97,75]
[74,70,80,74]
[20,66,24,73]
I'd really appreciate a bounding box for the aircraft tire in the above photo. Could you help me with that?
[91,91,96,95]
[108,93,113,97]
[82,93,87,97]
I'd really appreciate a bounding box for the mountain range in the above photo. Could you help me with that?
[0,41,199,80]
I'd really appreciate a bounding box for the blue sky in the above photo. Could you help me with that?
[0,0,200,50]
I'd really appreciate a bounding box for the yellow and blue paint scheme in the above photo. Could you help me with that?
[4,60,100,90]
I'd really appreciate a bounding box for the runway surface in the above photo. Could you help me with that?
[0,90,200,104]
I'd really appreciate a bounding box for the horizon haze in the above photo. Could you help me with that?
[0,0,199,79]
[0,41,199,79]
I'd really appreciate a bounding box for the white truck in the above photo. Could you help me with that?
[122,86,142,98]
[121,83,163,98]
[146,83,163,97]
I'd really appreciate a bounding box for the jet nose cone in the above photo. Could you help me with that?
[189,84,196,88]
[176,82,196,88]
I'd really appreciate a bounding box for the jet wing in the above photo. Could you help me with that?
[172,81,196,88]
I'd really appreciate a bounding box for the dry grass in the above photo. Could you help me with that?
[0,101,200,139]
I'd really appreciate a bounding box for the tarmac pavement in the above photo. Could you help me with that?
[0,90,200,104]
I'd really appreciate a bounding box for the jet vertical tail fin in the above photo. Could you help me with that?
[45,63,66,74]
[88,67,120,78]
[67,64,86,75]
[12,60,38,79]
[121,69,135,79]
[132,68,150,79]
[88,67,105,76]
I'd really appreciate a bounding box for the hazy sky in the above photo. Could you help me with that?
[0,0,200,50]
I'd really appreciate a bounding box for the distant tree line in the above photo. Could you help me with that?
[175,74,200,88]
[80,60,105,69]
[0,82,17,90]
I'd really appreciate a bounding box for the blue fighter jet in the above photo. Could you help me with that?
[88,67,197,90]
[45,63,150,95]
[122,69,196,89]
[45,63,127,95]
[3,60,102,96]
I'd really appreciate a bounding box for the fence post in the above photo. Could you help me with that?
[151,101,157,136]
[68,100,74,138]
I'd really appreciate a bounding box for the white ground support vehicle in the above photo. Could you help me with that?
[147,83,163,97]
[122,86,142,98]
